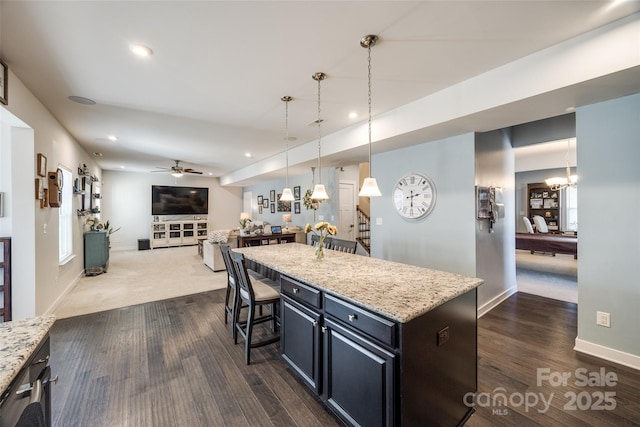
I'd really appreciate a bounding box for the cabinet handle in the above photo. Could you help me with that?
[348,314,357,322]
[32,355,50,365]
[292,288,299,294]
[312,320,318,327]
[321,326,327,333]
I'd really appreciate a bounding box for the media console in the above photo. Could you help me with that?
[150,220,209,248]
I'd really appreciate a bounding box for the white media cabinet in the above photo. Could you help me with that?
[151,220,209,248]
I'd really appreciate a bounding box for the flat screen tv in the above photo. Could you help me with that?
[152,185,209,216]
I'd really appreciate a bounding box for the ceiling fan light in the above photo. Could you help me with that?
[311,184,329,200]
[280,188,295,201]
[359,177,382,197]
[171,171,183,178]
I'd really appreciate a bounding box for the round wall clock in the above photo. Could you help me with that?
[393,172,436,220]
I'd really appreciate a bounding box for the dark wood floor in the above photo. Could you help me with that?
[50,291,640,426]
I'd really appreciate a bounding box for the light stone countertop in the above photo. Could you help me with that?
[236,243,483,323]
[0,315,56,394]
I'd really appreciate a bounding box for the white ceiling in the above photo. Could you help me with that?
[2,1,639,185]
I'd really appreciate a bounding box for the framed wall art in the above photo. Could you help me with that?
[294,186,301,200]
[257,195,263,205]
[270,190,276,202]
[262,199,268,208]
[37,154,47,177]
[270,203,275,213]
[0,59,7,105]
[294,202,301,214]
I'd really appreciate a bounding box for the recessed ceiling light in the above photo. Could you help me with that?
[208,172,213,176]
[120,165,125,169]
[107,135,118,141]
[349,112,358,119]
[93,152,103,157]
[68,96,96,105]
[130,43,153,57]
[245,152,252,158]
[565,106,576,112]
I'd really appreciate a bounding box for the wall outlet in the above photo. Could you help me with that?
[596,311,611,328]
[318,215,324,220]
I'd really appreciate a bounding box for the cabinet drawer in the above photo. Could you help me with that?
[324,294,396,348]
[281,275,321,309]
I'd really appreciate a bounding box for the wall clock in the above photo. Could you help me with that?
[393,172,436,220]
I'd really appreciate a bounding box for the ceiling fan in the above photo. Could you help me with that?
[152,160,203,177]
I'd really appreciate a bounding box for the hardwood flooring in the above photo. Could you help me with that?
[49,290,640,426]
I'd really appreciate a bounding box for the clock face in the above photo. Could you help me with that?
[393,173,436,220]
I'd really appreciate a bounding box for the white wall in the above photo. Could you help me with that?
[102,170,242,250]
[2,70,100,317]
[370,133,477,276]
[575,93,640,368]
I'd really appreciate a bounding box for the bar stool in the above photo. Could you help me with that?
[219,244,237,326]
[230,251,280,365]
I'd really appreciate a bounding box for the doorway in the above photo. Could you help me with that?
[338,180,356,241]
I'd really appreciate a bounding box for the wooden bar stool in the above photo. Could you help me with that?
[230,251,280,365]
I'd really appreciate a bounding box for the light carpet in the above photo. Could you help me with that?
[54,246,228,319]
[515,250,578,304]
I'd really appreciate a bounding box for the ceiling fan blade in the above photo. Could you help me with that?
[185,170,203,175]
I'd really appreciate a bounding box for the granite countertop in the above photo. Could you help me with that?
[0,315,56,394]
[236,244,483,323]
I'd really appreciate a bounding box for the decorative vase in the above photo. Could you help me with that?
[315,235,326,260]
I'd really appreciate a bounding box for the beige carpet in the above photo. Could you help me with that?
[516,250,578,304]
[54,246,228,319]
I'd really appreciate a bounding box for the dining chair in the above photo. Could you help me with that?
[532,215,549,233]
[327,238,358,254]
[310,234,333,248]
[523,216,535,234]
[219,244,238,326]
[230,251,280,365]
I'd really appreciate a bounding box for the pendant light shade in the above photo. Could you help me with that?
[310,72,329,201]
[358,34,382,198]
[280,96,296,202]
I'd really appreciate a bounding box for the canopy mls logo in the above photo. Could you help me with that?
[464,367,619,416]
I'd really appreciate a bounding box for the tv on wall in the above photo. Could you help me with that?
[152,185,209,216]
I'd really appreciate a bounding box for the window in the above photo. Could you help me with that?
[59,166,74,263]
[565,186,578,231]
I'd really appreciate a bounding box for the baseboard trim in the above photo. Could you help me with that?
[477,285,518,318]
[44,270,83,316]
[574,338,640,371]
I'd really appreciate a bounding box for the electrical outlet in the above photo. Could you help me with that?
[437,326,450,346]
[596,311,611,328]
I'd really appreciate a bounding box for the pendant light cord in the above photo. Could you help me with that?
[285,98,290,187]
[367,42,373,177]
[317,76,322,184]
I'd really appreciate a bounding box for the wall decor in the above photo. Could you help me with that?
[37,153,47,177]
[270,190,275,202]
[262,199,268,208]
[0,59,7,105]
[393,172,436,220]
[294,202,301,214]
[257,195,263,205]
[35,178,44,200]
[294,186,301,200]
[277,194,291,212]
[270,203,275,213]
[42,188,48,208]
[259,205,263,214]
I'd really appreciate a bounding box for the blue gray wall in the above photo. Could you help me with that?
[370,133,477,277]
[575,93,640,364]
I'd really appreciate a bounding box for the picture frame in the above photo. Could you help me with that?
[294,202,301,214]
[0,59,7,105]
[37,153,47,177]
[42,188,48,208]
[259,205,263,214]
[270,203,275,213]
[270,189,275,202]
[257,195,263,205]
[263,199,268,208]
[277,194,291,212]
[294,186,301,200]
[35,178,44,200]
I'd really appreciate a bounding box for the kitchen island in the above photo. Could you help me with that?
[236,243,483,426]
[0,315,56,425]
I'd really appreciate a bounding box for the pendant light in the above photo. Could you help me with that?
[279,96,295,202]
[358,34,382,198]
[310,72,329,200]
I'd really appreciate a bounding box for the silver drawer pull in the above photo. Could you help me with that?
[348,314,357,322]
[312,320,318,327]
[32,355,50,365]
[292,288,299,294]
[321,326,327,333]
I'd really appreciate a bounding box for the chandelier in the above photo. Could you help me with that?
[545,139,577,191]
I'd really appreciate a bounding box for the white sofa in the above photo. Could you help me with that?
[203,230,238,272]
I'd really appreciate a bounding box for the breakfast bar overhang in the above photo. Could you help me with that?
[236,243,484,426]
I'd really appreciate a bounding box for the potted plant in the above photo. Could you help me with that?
[239,215,251,236]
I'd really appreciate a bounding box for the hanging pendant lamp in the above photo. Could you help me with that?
[310,72,329,200]
[279,95,295,202]
[358,34,382,198]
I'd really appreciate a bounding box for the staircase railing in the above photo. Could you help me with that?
[356,207,371,255]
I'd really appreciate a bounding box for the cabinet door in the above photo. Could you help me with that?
[281,295,322,393]
[323,318,396,427]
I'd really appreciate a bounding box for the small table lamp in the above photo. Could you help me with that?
[282,214,292,231]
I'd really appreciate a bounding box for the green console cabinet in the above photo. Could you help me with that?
[84,231,109,274]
